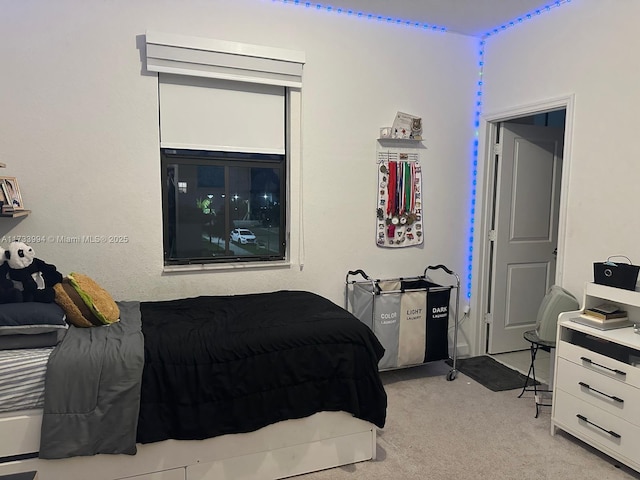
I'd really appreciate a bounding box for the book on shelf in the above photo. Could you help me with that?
[583,303,628,321]
[588,302,619,314]
[579,313,628,324]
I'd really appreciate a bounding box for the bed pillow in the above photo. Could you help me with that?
[0,302,68,349]
[54,273,120,328]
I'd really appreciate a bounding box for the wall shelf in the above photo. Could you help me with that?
[0,210,30,218]
[377,137,422,144]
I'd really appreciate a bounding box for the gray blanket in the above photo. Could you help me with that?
[39,301,144,459]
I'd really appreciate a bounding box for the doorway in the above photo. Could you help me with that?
[476,96,574,357]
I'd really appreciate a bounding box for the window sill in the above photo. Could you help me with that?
[163,260,292,274]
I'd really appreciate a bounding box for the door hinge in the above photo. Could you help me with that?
[493,143,502,155]
[484,313,493,324]
[488,230,497,242]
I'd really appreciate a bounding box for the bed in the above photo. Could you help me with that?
[0,290,387,480]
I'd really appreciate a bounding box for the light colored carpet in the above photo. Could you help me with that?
[295,361,640,480]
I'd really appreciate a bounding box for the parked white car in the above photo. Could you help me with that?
[230,228,257,245]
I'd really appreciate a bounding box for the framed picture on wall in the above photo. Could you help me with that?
[0,182,7,209]
[0,177,24,210]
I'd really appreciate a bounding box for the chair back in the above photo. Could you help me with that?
[535,285,579,343]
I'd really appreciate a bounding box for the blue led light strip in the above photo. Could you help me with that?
[270,0,572,301]
[468,39,484,300]
[271,0,447,32]
[466,0,572,299]
[482,0,571,38]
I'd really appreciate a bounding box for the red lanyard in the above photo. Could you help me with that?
[387,161,396,215]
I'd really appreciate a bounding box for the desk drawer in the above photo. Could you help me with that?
[556,357,640,425]
[554,389,639,463]
[558,341,640,388]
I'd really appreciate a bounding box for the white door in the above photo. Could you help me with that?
[487,123,564,354]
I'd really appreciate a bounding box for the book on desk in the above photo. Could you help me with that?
[571,302,632,330]
[583,302,628,320]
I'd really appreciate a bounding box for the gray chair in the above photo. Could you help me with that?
[518,285,579,417]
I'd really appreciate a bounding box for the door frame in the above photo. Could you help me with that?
[472,94,575,356]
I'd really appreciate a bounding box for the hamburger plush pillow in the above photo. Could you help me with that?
[54,273,120,328]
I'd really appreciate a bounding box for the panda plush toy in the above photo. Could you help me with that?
[0,246,23,303]
[5,241,63,303]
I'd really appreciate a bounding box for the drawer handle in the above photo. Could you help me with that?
[576,414,621,439]
[578,381,624,403]
[580,356,627,376]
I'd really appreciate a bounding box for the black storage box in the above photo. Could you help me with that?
[593,259,639,291]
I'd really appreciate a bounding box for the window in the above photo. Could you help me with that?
[145,32,304,267]
[162,149,285,264]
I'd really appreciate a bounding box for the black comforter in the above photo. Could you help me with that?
[136,290,387,444]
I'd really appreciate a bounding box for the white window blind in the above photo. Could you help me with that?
[147,32,304,154]
[158,73,285,154]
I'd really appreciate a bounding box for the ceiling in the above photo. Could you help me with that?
[311,0,564,37]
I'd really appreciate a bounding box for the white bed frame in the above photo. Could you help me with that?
[0,409,377,480]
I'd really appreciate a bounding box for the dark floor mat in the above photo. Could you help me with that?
[446,355,538,392]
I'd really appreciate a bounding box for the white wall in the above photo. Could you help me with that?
[0,0,477,311]
[477,0,640,305]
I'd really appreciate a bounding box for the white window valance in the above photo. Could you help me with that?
[145,31,305,88]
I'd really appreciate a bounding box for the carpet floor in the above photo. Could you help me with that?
[295,360,640,480]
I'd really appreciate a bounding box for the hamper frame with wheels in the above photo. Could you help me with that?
[345,264,460,381]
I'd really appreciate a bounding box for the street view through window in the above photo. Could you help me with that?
[162,150,285,264]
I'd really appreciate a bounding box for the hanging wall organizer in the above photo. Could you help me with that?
[376,138,423,248]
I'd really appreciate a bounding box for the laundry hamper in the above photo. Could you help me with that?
[345,265,460,380]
